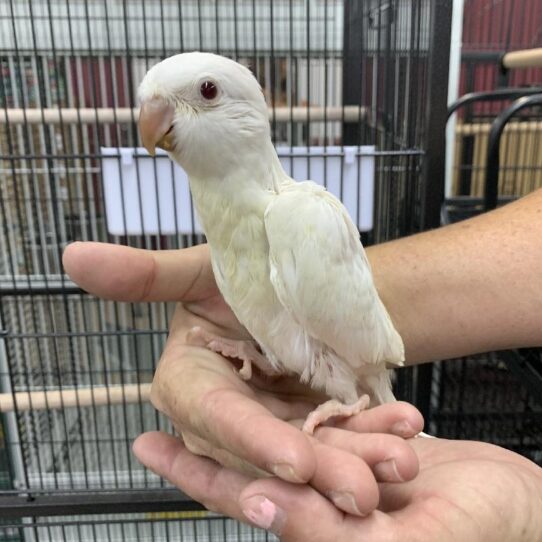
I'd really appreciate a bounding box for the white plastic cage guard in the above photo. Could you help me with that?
[101,146,376,236]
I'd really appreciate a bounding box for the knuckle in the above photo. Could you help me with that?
[182,431,211,457]
[149,381,166,412]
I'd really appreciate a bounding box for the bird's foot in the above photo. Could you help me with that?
[302,394,371,435]
[186,326,272,380]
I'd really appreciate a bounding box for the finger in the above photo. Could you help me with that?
[335,401,424,438]
[152,347,317,484]
[308,439,379,516]
[134,432,407,542]
[256,391,314,421]
[184,385,317,483]
[313,428,419,483]
[132,431,252,519]
[180,428,271,478]
[184,422,403,514]
[167,308,315,420]
[63,241,214,302]
[239,478,403,541]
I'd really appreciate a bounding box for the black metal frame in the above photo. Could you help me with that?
[447,87,542,196]
[0,489,202,519]
[441,90,542,425]
[0,0,454,526]
[401,78,542,450]
[447,87,542,118]
[411,0,453,421]
[484,93,542,210]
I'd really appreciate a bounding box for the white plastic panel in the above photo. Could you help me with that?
[101,145,376,235]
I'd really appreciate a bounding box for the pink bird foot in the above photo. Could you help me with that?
[302,394,371,435]
[186,326,275,380]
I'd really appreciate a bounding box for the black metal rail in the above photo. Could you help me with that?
[0,489,204,519]
[484,93,542,210]
[447,87,542,119]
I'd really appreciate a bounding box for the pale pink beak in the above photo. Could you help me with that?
[138,97,175,156]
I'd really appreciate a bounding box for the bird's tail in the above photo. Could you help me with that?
[363,370,397,406]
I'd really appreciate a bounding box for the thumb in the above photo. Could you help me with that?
[63,241,215,302]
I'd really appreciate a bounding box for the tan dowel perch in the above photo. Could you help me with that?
[502,47,542,69]
[0,105,365,125]
[0,383,152,413]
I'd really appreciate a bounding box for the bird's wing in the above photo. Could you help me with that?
[264,182,404,370]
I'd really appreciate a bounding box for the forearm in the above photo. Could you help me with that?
[368,188,542,364]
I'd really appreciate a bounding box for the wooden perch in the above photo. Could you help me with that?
[0,383,152,413]
[0,106,365,125]
[502,47,542,70]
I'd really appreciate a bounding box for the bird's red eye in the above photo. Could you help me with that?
[200,81,217,100]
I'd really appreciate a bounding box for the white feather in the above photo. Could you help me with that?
[138,52,405,406]
[265,182,404,367]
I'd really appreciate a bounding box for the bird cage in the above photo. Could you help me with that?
[0,1,454,540]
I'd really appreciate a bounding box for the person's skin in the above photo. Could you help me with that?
[133,432,542,541]
[63,188,542,540]
[63,240,424,517]
[372,188,542,362]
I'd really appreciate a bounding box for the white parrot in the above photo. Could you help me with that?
[138,52,405,434]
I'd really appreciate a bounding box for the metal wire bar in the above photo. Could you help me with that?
[447,87,542,118]
[0,488,201,518]
[485,93,542,210]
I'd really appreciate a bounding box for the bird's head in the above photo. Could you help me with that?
[138,52,272,179]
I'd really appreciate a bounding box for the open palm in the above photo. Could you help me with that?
[133,430,542,541]
[375,438,542,541]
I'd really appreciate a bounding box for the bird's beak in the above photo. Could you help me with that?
[138,98,175,156]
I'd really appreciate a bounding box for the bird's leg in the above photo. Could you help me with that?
[302,394,371,435]
[186,326,276,380]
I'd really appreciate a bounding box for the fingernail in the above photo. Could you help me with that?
[241,495,287,535]
[391,420,414,438]
[327,490,364,516]
[374,459,404,482]
[270,462,304,483]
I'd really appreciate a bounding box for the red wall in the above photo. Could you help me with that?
[461,0,542,94]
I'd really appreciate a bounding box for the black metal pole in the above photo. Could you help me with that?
[422,0,452,231]
[342,0,364,145]
[447,87,542,197]
[447,87,542,119]
[0,489,204,518]
[485,93,542,211]
[417,0,452,421]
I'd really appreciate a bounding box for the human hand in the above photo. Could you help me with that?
[63,241,424,516]
[133,430,542,541]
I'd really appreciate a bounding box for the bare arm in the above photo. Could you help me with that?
[369,188,542,364]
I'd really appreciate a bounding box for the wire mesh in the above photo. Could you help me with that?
[439,1,542,460]
[428,351,542,465]
[0,0,476,538]
[441,91,542,464]
[0,514,276,542]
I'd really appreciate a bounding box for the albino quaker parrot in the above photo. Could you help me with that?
[138,52,405,434]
